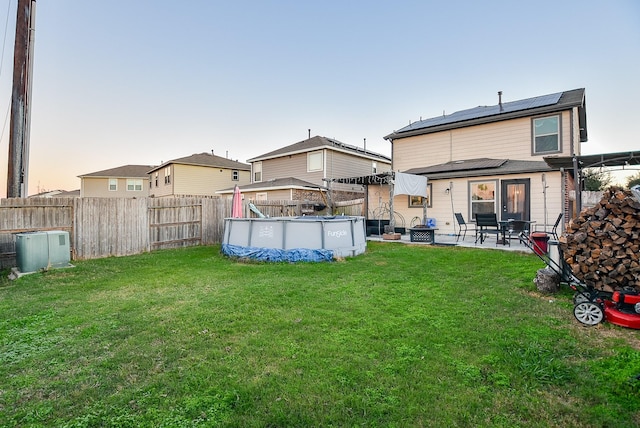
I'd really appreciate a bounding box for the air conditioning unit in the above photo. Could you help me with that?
[15,231,71,273]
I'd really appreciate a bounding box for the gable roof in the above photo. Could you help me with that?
[247,135,391,163]
[148,153,250,173]
[385,88,587,142]
[78,165,155,178]
[403,158,554,179]
[217,177,324,194]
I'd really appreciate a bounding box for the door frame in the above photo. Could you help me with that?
[500,179,531,221]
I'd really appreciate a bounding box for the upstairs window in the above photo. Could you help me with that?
[372,161,378,174]
[108,179,117,191]
[533,115,561,154]
[164,167,171,184]
[253,162,262,182]
[127,179,143,191]
[308,151,323,172]
[232,170,239,181]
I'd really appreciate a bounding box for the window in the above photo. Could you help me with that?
[232,170,239,181]
[307,151,323,172]
[164,167,171,184]
[127,179,143,191]
[372,161,377,174]
[470,180,497,219]
[108,179,117,191]
[533,115,560,154]
[253,162,262,182]
[154,172,159,187]
[255,192,267,201]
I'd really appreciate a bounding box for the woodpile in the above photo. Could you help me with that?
[559,187,640,292]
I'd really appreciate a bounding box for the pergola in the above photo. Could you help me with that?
[330,172,428,229]
[544,150,640,213]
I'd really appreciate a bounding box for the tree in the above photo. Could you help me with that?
[626,172,640,189]
[581,168,613,191]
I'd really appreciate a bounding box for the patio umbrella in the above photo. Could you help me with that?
[231,185,243,218]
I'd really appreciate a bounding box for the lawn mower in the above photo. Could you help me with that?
[520,231,640,329]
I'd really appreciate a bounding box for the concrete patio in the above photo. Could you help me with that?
[367,230,535,253]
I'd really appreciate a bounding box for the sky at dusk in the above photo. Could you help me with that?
[0,0,639,197]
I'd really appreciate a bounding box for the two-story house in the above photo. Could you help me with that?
[148,152,250,197]
[381,88,587,235]
[79,165,154,198]
[232,135,391,203]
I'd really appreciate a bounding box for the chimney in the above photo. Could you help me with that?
[308,129,311,140]
[211,149,214,156]
[498,91,503,111]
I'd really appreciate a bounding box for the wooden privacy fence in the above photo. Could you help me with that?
[247,198,364,218]
[0,197,365,268]
[0,197,231,268]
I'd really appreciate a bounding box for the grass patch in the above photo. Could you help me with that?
[1,242,639,427]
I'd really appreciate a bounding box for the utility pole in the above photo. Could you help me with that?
[6,0,36,198]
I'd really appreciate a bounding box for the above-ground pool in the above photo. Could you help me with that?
[222,216,367,261]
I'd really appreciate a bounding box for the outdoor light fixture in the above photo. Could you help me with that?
[445,188,450,194]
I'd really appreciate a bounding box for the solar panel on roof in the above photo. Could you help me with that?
[397,92,563,133]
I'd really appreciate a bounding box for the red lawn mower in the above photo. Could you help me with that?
[521,231,640,329]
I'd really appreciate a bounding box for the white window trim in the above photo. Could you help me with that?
[253,161,262,183]
[307,150,323,172]
[126,179,143,191]
[108,178,117,191]
[255,192,267,200]
[468,179,498,220]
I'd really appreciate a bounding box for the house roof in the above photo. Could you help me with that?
[247,135,391,163]
[78,165,155,178]
[217,177,324,194]
[404,158,554,179]
[148,153,250,173]
[385,88,587,142]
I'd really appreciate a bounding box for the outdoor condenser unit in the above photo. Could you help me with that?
[15,231,71,273]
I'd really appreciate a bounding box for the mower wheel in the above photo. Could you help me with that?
[573,292,592,305]
[573,302,604,326]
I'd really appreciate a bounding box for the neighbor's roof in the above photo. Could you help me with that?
[216,177,325,194]
[148,153,250,173]
[404,158,554,179]
[78,165,155,178]
[385,88,587,142]
[247,135,391,163]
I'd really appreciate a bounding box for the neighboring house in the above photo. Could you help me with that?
[148,152,250,198]
[246,135,391,202]
[28,189,79,198]
[217,177,325,201]
[79,165,154,198]
[378,88,588,235]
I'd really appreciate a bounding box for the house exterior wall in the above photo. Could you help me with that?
[380,171,563,236]
[80,177,149,198]
[149,164,250,197]
[393,109,579,172]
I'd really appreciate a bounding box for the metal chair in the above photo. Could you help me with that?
[454,213,476,242]
[506,220,528,246]
[474,213,502,245]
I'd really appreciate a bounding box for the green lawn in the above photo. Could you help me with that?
[1,242,639,427]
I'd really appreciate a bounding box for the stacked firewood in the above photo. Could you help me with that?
[559,187,640,292]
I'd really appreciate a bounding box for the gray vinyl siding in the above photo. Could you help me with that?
[260,149,391,188]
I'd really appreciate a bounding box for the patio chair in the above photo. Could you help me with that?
[474,213,502,245]
[454,213,476,242]
[506,220,529,246]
